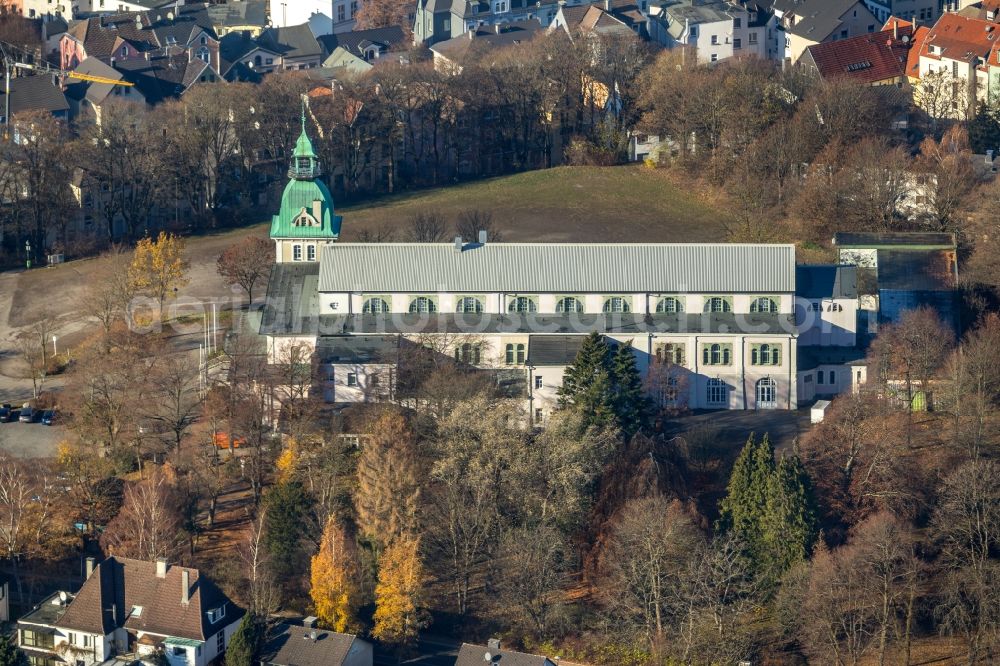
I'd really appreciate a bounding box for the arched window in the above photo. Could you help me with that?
[455,343,481,365]
[827,303,843,312]
[556,297,583,313]
[707,378,728,405]
[702,343,731,366]
[750,297,778,313]
[508,296,537,313]
[756,377,777,408]
[505,343,526,364]
[362,297,389,313]
[656,297,683,313]
[603,297,630,313]
[456,296,483,313]
[198,47,209,63]
[409,297,437,313]
[704,297,732,313]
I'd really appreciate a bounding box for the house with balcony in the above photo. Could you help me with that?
[16,557,243,666]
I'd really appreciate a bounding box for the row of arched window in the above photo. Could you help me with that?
[359,295,781,315]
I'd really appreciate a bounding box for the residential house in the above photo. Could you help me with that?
[267,0,361,37]
[551,0,648,40]
[317,26,408,73]
[648,0,767,63]
[60,4,220,71]
[207,0,268,38]
[862,0,938,24]
[772,0,880,63]
[17,557,244,666]
[258,24,325,70]
[913,12,999,119]
[431,20,542,72]
[414,0,570,47]
[455,642,557,666]
[219,32,281,79]
[62,56,145,124]
[0,73,70,123]
[259,618,373,666]
[800,18,914,86]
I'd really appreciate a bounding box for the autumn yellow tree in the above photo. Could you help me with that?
[129,232,190,315]
[310,516,360,632]
[373,535,427,646]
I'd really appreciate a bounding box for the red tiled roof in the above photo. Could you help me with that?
[906,25,930,78]
[920,13,1000,68]
[806,24,913,84]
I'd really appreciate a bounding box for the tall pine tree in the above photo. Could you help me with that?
[557,332,617,431]
[717,433,775,553]
[760,455,818,581]
[224,613,263,666]
[611,341,650,437]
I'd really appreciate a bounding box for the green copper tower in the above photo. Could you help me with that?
[269,107,341,263]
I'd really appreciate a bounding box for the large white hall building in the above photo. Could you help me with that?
[260,124,863,420]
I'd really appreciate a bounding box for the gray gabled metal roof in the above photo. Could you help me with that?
[318,243,796,294]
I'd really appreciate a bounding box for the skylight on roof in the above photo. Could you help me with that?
[130,606,143,617]
[846,60,872,72]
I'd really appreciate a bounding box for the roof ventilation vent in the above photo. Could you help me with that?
[454,236,463,252]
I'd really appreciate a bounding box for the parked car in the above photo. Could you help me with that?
[18,406,33,423]
[41,410,55,426]
[0,404,12,422]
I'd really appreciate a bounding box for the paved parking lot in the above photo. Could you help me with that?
[664,408,812,453]
[0,420,65,458]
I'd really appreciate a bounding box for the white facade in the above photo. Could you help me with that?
[269,0,359,36]
[650,2,768,64]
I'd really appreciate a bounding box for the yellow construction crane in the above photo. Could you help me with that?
[1,53,134,129]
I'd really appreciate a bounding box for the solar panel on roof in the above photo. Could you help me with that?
[846,60,872,71]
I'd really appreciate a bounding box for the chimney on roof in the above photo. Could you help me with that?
[454,236,463,251]
[478,229,487,244]
[604,0,611,10]
[181,569,190,605]
[85,557,95,580]
[303,616,318,628]
[156,557,168,578]
[893,19,898,40]
[487,638,501,651]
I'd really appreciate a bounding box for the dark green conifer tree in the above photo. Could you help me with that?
[717,433,775,552]
[0,634,27,666]
[224,613,263,666]
[610,341,650,436]
[760,455,818,580]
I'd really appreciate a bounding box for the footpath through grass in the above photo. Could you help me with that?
[339,165,732,243]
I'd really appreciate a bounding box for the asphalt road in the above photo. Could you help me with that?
[374,635,461,666]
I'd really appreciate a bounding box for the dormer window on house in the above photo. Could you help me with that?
[121,45,129,57]
[293,209,319,227]
[207,605,226,624]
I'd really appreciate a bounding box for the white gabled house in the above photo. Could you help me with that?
[17,557,243,666]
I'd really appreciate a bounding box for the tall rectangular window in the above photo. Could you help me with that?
[292,244,302,261]
[307,245,316,261]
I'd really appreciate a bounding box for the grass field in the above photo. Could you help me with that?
[338,165,733,243]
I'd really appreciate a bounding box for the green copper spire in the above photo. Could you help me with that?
[290,101,320,179]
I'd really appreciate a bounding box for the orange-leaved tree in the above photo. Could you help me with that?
[373,534,426,645]
[310,515,360,632]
